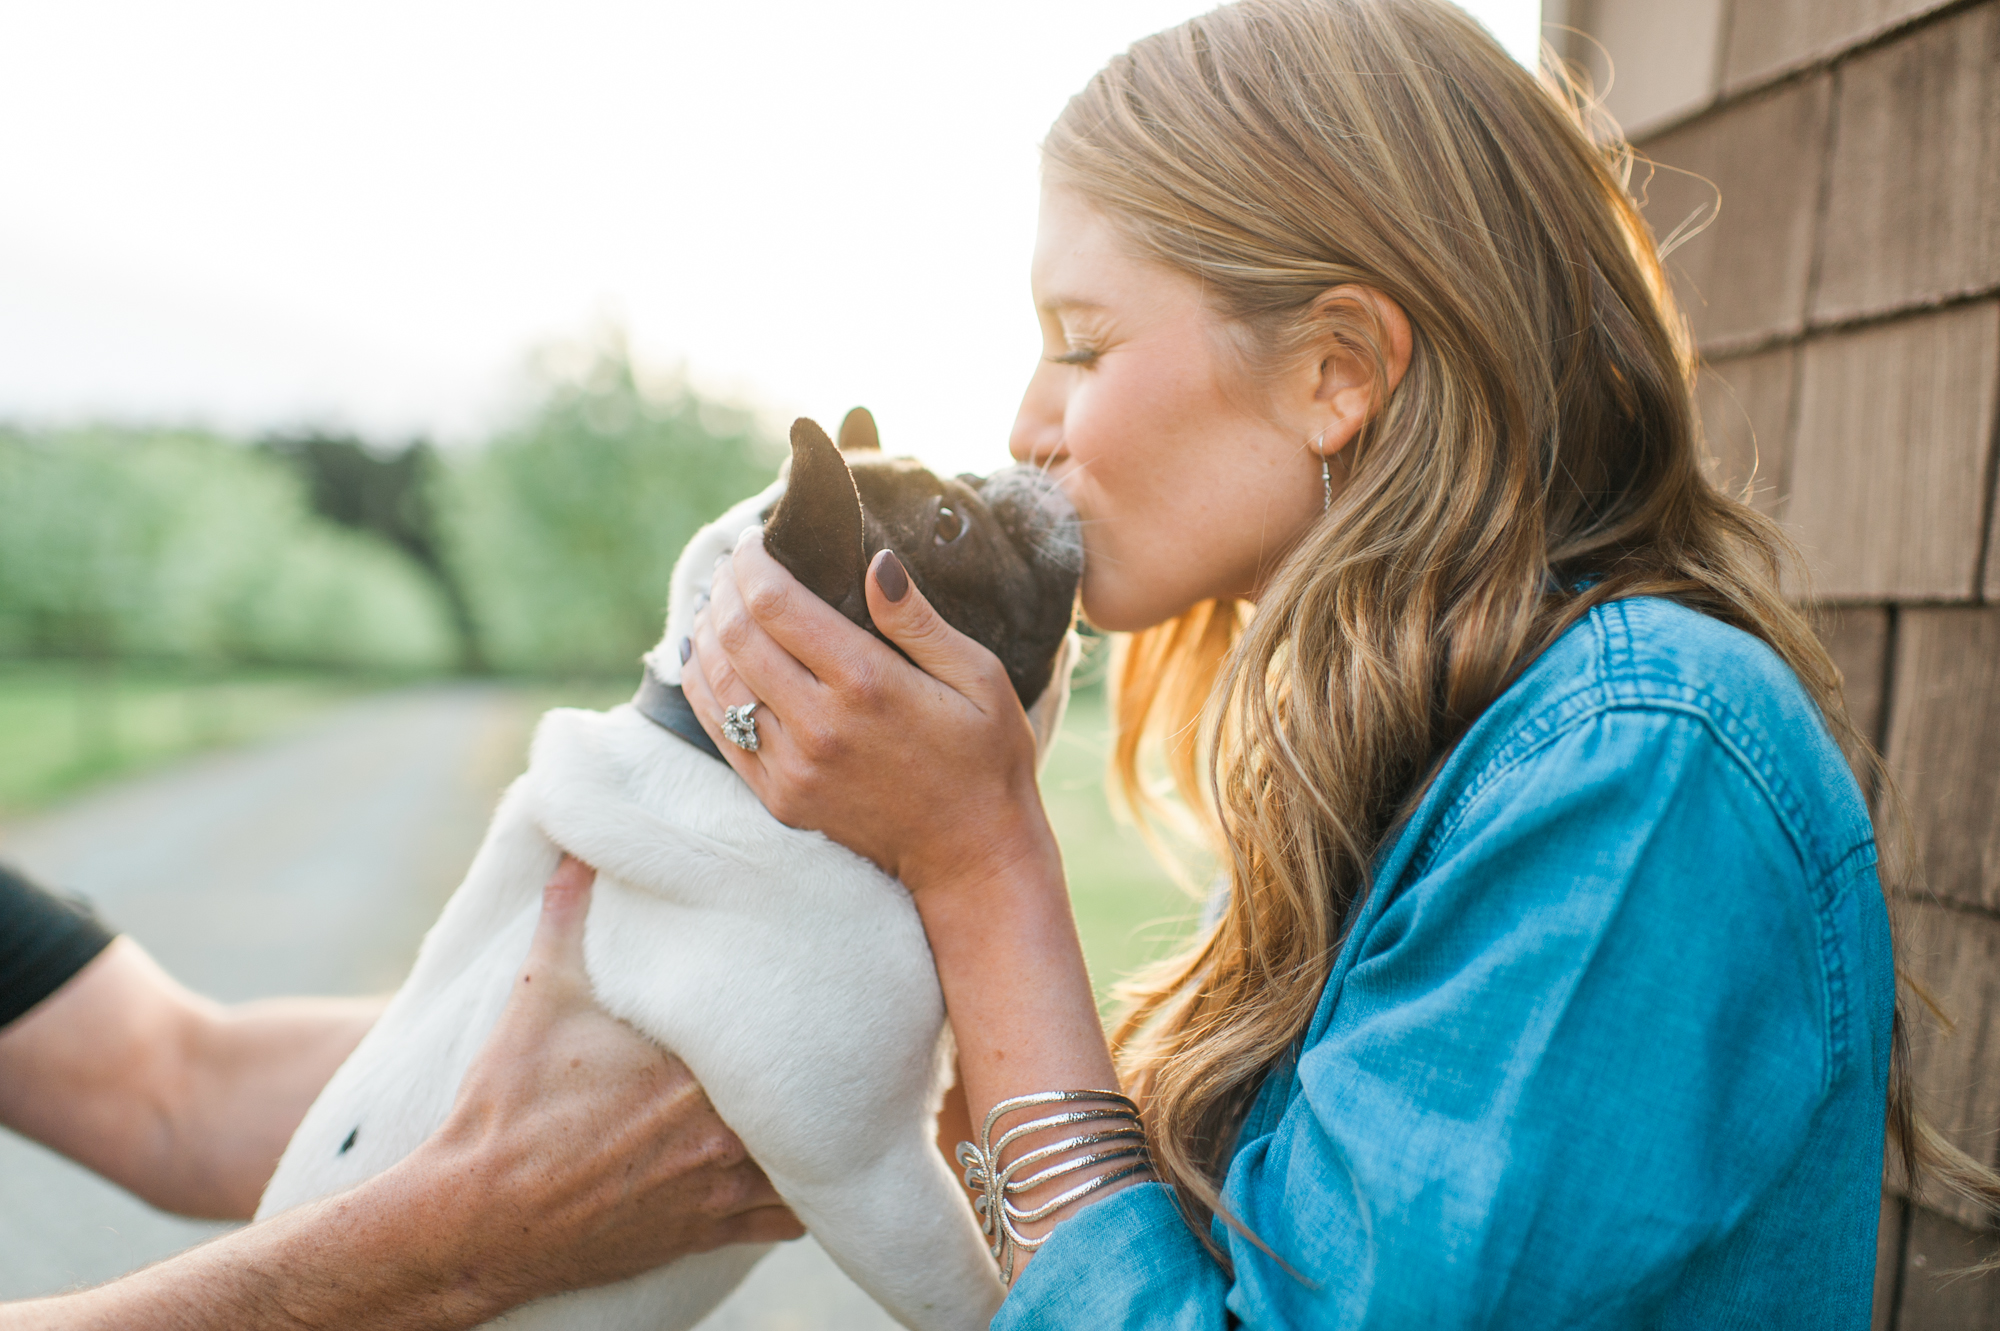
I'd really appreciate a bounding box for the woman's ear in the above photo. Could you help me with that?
[1306,285,1413,457]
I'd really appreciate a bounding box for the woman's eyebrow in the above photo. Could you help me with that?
[1037,295,1108,315]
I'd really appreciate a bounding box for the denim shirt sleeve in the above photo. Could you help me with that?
[998,704,1842,1329]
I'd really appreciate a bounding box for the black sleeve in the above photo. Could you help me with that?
[0,862,116,1030]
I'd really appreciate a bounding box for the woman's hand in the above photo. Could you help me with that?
[683,531,1057,898]
[683,535,1140,1276]
[405,856,804,1307]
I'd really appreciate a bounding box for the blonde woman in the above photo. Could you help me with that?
[686,0,1992,1323]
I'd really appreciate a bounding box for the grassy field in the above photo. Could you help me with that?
[1041,688,1204,1005]
[0,661,378,813]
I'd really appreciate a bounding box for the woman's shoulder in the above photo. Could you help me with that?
[1335,596,1892,1081]
[1495,595,1824,728]
[1416,596,1875,888]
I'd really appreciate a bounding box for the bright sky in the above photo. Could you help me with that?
[0,1,1542,478]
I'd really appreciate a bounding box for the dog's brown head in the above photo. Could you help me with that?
[760,410,1081,707]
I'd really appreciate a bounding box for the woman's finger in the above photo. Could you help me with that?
[726,529,895,696]
[684,612,757,723]
[701,536,823,709]
[863,549,1013,704]
[680,634,769,788]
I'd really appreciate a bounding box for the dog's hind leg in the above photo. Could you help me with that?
[788,1135,1005,1331]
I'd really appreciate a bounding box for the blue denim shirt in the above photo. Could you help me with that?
[998,598,1892,1329]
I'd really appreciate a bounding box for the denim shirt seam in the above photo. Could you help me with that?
[1813,842,1880,1080]
[1405,680,1615,875]
[1416,608,1871,885]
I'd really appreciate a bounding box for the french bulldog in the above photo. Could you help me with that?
[255,411,1082,1331]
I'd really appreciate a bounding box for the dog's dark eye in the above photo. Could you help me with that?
[934,504,966,544]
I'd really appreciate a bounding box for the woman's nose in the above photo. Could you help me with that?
[1010,367,1065,468]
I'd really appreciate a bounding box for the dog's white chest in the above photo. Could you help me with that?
[258,705,1001,1330]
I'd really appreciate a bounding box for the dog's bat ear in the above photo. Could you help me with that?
[763,418,870,625]
[837,406,881,453]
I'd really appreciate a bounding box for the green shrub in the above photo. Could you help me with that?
[0,427,454,670]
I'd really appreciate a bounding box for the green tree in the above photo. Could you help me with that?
[438,342,777,676]
[261,433,485,672]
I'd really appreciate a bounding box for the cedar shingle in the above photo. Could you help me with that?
[1989,462,2000,602]
[1551,0,1726,136]
[1721,0,1961,90]
[1818,605,1891,774]
[1813,4,2000,323]
[1783,303,2000,599]
[1874,1193,1906,1330]
[1894,898,2000,1231]
[1634,79,1831,348]
[1697,348,1795,514]
[1886,608,2000,914]
[1896,1203,2000,1321]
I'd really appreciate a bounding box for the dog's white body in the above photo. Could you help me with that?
[258,480,1069,1329]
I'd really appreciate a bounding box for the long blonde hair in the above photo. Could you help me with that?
[1047,0,1998,1254]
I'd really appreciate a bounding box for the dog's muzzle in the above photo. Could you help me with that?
[978,467,1083,579]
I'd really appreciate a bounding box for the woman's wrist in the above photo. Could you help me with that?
[907,795,1109,1081]
[906,804,1149,1278]
[902,790,1063,916]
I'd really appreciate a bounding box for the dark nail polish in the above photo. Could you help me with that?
[677,636,692,664]
[693,592,709,613]
[875,550,909,603]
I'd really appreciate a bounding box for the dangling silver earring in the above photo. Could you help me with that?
[1313,429,1332,512]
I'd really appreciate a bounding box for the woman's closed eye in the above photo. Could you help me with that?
[1047,345,1101,367]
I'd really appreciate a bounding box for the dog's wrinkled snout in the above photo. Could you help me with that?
[975,466,1083,578]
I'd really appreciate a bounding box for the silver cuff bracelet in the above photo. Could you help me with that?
[955,1090,1154,1282]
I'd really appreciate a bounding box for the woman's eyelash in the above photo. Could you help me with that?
[1048,347,1100,366]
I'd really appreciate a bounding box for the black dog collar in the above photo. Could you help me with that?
[633,668,725,763]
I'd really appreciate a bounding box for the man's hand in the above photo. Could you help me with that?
[0,858,802,1330]
[406,857,802,1304]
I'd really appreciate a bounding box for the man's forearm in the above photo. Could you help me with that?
[1,1156,503,1331]
[0,942,384,1221]
[173,995,386,1217]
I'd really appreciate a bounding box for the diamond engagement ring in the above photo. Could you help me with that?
[721,701,761,752]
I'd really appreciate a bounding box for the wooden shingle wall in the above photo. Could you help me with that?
[1548,2,2000,1325]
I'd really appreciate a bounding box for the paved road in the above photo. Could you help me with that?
[0,683,896,1328]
